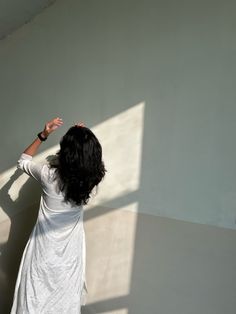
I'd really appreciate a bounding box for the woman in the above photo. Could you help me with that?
[11,117,106,314]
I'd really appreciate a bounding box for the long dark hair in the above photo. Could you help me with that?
[51,126,106,206]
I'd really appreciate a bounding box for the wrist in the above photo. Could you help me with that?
[37,131,48,142]
[41,130,49,138]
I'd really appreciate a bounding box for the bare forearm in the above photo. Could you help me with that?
[21,118,63,157]
[23,132,47,156]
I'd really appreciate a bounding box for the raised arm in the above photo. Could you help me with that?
[23,117,63,156]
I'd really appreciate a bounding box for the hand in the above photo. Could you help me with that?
[75,122,85,127]
[42,117,63,137]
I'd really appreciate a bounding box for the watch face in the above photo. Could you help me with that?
[38,132,47,141]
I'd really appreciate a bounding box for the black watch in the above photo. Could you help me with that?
[37,132,47,142]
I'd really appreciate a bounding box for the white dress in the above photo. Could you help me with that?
[11,153,88,314]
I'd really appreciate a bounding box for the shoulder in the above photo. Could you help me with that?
[41,163,57,183]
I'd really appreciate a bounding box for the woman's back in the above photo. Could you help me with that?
[11,154,88,314]
[11,120,105,313]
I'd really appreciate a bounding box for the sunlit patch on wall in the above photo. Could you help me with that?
[85,203,138,304]
[87,102,145,211]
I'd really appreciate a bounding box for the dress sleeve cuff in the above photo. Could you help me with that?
[20,153,33,160]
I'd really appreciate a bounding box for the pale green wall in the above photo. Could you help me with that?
[0,0,236,228]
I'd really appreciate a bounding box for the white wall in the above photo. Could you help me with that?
[0,0,236,229]
[1,1,236,313]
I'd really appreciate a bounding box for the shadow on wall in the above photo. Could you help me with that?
[0,169,40,313]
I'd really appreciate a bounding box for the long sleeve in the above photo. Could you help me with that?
[17,153,44,183]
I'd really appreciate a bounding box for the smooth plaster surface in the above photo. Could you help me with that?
[83,207,236,314]
[1,206,236,314]
[0,0,236,228]
[0,0,56,40]
[0,1,236,313]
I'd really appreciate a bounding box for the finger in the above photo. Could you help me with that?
[55,118,63,125]
[55,118,63,122]
[56,119,63,124]
[75,122,85,127]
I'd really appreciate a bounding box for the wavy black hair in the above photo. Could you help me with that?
[51,126,106,206]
